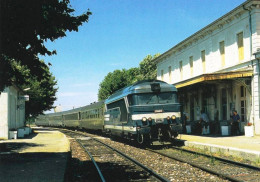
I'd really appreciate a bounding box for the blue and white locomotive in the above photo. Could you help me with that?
[35,80,182,144]
[104,80,182,144]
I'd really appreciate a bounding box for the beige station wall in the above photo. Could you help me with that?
[0,92,9,139]
[0,86,25,139]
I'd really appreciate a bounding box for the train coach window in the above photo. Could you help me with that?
[95,109,99,118]
[64,113,78,120]
[83,112,86,119]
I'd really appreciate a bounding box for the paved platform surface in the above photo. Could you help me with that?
[179,134,260,162]
[0,128,70,182]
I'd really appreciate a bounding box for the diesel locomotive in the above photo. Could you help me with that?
[36,80,183,144]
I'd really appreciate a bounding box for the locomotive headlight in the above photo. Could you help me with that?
[167,116,171,121]
[142,117,148,125]
[148,117,152,122]
[171,115,176,120]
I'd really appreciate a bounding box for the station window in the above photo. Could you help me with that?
[179,61,183,80]
[240,86,245,97]
[219,41,225,67]
[237,32,244,62]
[168,66,172,83]
[189,56,193,77]
[161,70,164,81]
[221,89,227,120]
[240,86,247,122]
[189,95,195,121]
[201,50,206,73]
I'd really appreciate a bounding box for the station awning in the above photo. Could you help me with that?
[175,70,253,88]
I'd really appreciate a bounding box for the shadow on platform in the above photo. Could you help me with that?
[0,152,69,182]
[0,142,43,153]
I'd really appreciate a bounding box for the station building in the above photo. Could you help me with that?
[0,85,26,139]
[155,0,260,135]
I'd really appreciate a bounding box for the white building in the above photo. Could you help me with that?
[54,105,62,113]
[155,0,260,135]
[0,85,26,139]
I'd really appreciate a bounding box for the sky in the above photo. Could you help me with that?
[41,0,246,112]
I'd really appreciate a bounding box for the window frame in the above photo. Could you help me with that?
[237,32,244,62]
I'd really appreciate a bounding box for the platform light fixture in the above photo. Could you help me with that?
[23,88,31,91]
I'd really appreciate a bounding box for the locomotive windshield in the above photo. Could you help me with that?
[128,92,178,106]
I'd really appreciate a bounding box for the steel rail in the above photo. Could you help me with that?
[75,139,106,182]
[171,146,260,171]
[62,129,170,182]
[147,148,244,182]
[60,128,106,181]
[92,138,170,182]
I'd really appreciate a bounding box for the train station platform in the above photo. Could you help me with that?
[0,127,70,182]
[178,134,260,162]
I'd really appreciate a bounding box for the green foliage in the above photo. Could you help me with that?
[0,0,91,91]
[98,53,160,100]
[13,61,58,118]
[139,53,161,80]
[126,67,141,84]
[98,69,128,100]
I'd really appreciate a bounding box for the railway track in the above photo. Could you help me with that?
[148,145,260,182]
[62,129,169,182]
[50,128,259,181]
[59,128,230,181]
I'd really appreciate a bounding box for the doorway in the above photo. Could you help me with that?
[240,86,247,122]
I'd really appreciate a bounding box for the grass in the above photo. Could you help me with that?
[251,158,260,167]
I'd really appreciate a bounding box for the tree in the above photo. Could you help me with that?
[126,67,140,84]
[0,0,91,91]
[138,53,160,80]
[98,69,129,101]
[13,61,57,119]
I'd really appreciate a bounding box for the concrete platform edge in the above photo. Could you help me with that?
[184,141,260,162]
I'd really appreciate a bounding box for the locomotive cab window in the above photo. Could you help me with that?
[128,92,178,106]
[107,99,127,122]
[107,108,121,122]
